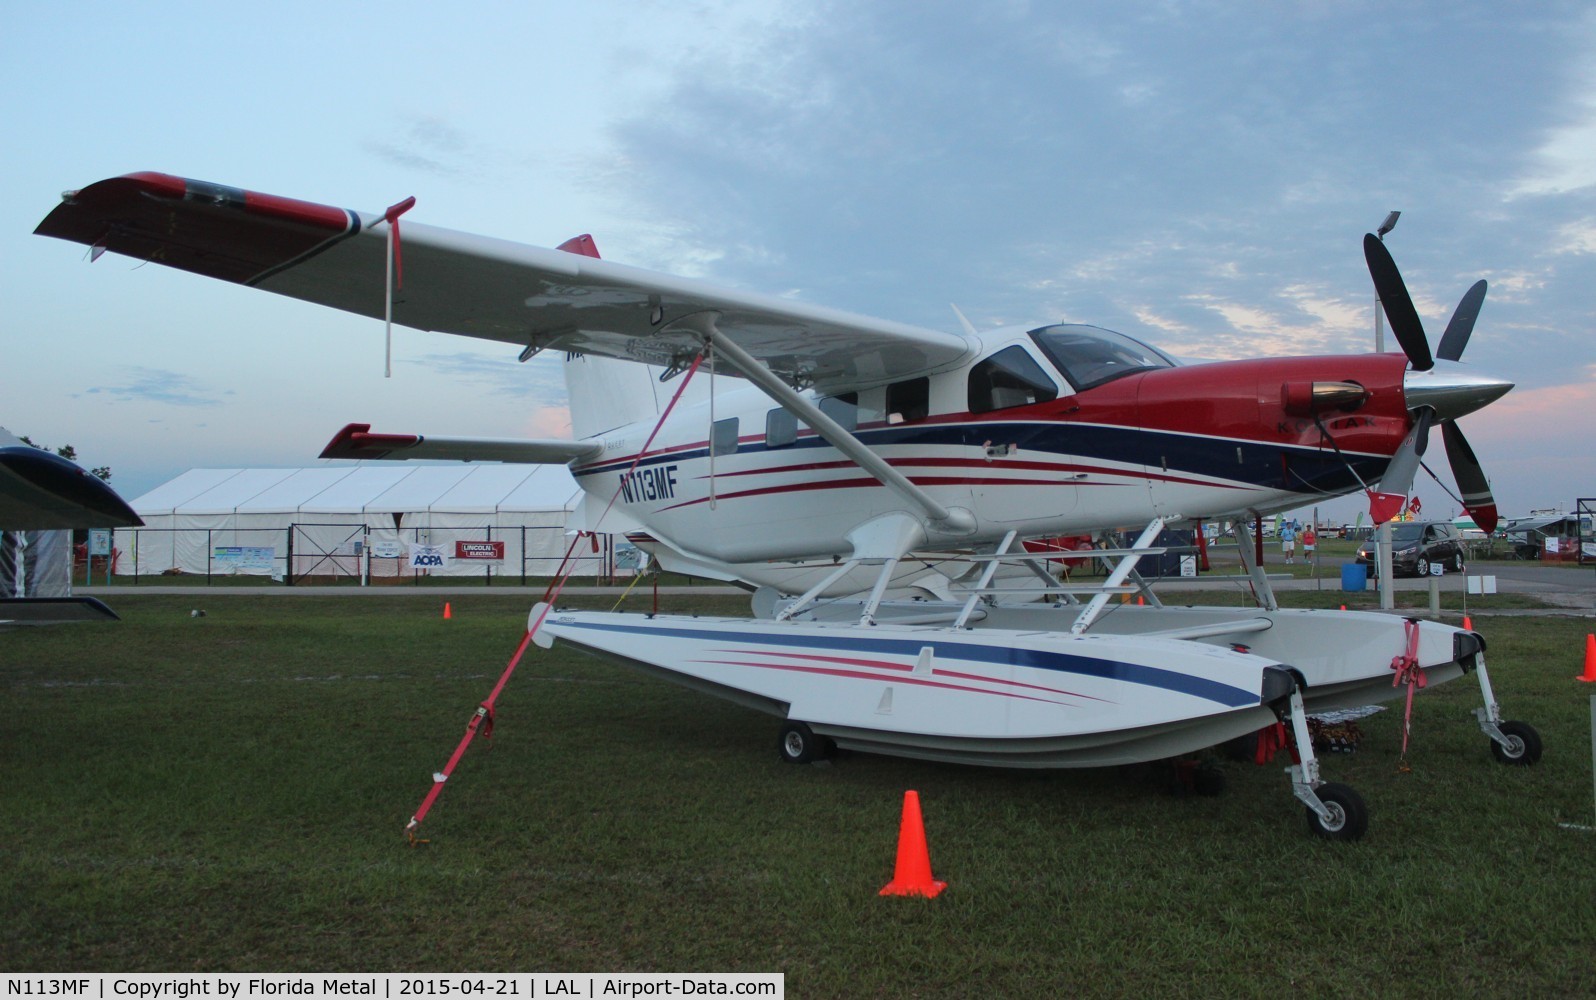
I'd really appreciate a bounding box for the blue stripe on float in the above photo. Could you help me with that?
[553,618,1260,707]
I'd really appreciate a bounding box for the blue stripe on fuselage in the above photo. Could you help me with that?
[574,420,1387,496]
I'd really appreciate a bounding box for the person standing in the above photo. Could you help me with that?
[1302,524,1317,564]
[1281,522,1297,565]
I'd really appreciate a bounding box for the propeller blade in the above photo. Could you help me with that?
[1437,279,1488,362]
[1443,421,1499,534]
[1368,408,1433,523]
[1363,233,1434,371]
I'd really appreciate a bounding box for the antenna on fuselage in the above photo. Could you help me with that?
[949,304,978,338]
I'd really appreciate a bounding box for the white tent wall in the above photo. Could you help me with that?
[120,465,605,582]
[114,511,174,576]
[113,469,245,576]
[499,466,605,577]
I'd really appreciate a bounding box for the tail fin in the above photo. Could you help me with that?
[564,354,672,438]
[552,233,700,438]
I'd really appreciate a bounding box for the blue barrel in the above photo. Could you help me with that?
[1341,563,1367,592]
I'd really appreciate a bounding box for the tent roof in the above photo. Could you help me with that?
[429,465,549,513]
[127,468,251,512]
[500,466,585,511]
[158,468,300,515]
[129,464,583,515]
[244,467,361,512]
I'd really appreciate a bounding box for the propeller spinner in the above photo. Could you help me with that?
[1362,235,1508,533]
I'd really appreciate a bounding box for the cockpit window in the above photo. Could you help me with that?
[1029,324,1175,391]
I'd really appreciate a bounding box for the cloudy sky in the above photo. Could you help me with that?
[5,0,1594,525]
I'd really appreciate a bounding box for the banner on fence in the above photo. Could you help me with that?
[409,543,450,570]
[213,546,275,572]
[455,540,506,561]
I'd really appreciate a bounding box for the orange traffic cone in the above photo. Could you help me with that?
[443,602,452,620]
[1462,615,1473,631]
[880,790,946,898]
[1579,634,1596,683]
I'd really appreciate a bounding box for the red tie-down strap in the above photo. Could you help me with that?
[404,630,534,843]
[1390,617,1426,763]
[1254,722,1295,765]
[404,346,709,842]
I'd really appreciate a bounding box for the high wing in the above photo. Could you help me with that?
[35,172,974,389]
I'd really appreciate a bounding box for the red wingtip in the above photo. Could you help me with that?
[556,234,601,258]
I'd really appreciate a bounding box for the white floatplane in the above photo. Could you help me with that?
[35,173,1543,839]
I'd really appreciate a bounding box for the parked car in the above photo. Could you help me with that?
[1355,520,1466,578]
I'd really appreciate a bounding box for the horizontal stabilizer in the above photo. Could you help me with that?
[319,423,603,464]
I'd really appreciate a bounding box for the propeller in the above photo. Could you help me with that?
[1362,236,1503,533]
[1437,279,1487,363]
[1363,234,1433,371]
[1442,422,1499,532]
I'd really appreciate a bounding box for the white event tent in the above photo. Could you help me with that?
[116,465,608,581]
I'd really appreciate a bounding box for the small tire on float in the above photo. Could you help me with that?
[1490,720,1543,766]
[1305,782,1368,841]
[778,721,829,764]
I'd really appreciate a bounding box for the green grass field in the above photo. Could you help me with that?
[4,593,1594,995]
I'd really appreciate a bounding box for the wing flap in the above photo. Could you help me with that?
[37,172,974,387]
[319,423,602,465]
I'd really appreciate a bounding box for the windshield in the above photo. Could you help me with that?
[1029,324,1175,391]
[1390,523,1426,543]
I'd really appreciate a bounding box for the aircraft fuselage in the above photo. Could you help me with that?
[571,326,1412,564]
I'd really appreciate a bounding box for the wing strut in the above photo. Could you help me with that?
[671,313,977,545]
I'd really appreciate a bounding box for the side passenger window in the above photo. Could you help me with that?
[886,378,930,423]
[819,394,858,431]
[766,409,797,448]
[711,417,739,456]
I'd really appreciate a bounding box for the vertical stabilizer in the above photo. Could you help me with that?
[563,354,670,439]
[552,232,675,439]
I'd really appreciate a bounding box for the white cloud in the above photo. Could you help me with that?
[1509,14,1596,196]
[1548,218,1596,254]
[1510,104,1596,196]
